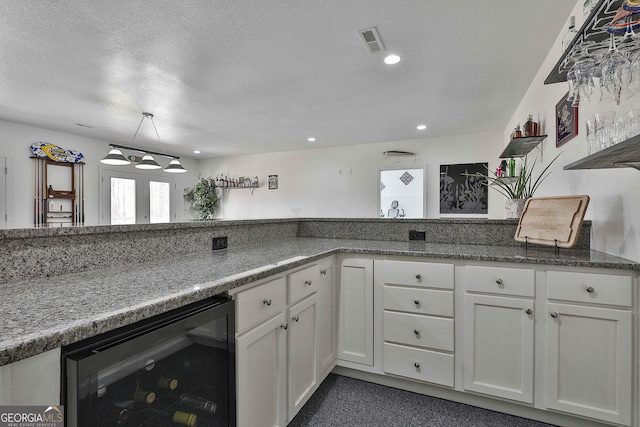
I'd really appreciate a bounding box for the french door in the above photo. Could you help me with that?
[100,169,176,225]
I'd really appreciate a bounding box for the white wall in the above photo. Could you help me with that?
[505,1,640,262]
[198,131,505,219]
[0,120,199,228]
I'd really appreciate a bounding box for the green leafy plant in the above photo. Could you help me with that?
[470,153,562,200]
[184,176,219,220]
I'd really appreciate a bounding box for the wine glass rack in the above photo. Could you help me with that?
[545,0,623,85]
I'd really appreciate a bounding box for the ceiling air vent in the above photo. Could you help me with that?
[359,27,385,54]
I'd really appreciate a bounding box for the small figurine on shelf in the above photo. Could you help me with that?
[500,160,508,176]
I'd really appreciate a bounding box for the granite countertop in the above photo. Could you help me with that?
[1,237,637,366]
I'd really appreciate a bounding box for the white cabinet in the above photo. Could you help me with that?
[0,348,61,405]
[463,294,534,403]
[236,312,288,427]
[233,258,335,427]
[380,260,455,387]
[463,265,535,403]
[317,257,337,377]
[337,258,374,365]
[287,294,318,420]
[544,271,633,426]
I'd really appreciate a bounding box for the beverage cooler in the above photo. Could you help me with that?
[63,295,235,427]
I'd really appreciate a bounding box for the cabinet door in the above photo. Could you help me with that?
[545,303,632,426]
[287,295,318,421]
[463,294,534,403]
[236,312,287,427]
[337,258,374,365]
[317,261,336,377]
[0,349,61,405]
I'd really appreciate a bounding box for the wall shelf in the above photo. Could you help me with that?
[499,135,547,158]
[564,133,640,170]
[545,0,620,85]
[222,186,259,195]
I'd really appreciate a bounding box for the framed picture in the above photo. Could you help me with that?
[439,162,488,216]
[556,92,578,147]
[268,174,278,190]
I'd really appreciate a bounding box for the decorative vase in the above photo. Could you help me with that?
[505,198,526,219]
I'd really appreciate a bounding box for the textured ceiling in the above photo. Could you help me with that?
[0,1,575,158]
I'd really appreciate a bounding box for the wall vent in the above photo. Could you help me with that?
[359,27,385,54]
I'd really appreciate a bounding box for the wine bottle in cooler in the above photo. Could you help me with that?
[180,393,217,414]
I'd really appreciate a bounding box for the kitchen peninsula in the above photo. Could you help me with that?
[1,218,638,427]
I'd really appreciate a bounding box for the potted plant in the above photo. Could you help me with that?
[184,176,219,220]
[470,153,561,218]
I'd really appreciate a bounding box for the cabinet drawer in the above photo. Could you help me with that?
[465,265,534,297]
[379,260,454,289]
[288,264,320,304]
[235,277,287,333]
[384,286,453,317]
[547,271,632,307]
[383,311,454,351]
[383,343,454,387]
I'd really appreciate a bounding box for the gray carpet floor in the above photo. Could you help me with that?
[288,374,557,427]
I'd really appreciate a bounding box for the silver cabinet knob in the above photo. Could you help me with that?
[305,280,312,286]
[321,270,327,275]
[495,278,503,285]
[525,308,533,315]
[413,329,420,335]
[550,312,559,318]
[292,316,300,322]
[263,298,272,306]
[415,274,422,280]
[414,362,420,369]
[281,323,288,330]
[414,299,420,305]
[586,286,595,293]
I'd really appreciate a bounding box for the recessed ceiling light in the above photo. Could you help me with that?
[307,137,316,142]
[193,150,201,154]
[416,124,427,130]
[384,54,401,65]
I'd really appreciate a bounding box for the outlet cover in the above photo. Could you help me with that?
[212,236,228,250]
[409,230,426,241]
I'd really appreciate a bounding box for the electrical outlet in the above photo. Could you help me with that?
[409,230,426,241]
[212,236,228,250]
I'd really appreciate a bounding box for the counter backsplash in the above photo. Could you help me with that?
[0,218,591,285]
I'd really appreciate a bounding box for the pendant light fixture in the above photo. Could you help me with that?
[99,112,187,173]
[100,147,131,165]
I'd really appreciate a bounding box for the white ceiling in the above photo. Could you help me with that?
[0,1,575,159]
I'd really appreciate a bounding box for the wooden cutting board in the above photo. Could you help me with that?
[514,195,590,248]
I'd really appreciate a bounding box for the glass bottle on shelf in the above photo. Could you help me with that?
[562,16,577,52]
[523,115,539,137]
[509,158,516,177]
[512,124,522,139]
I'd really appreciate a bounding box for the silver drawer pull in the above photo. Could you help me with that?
[413,329,420,336]
[525,308,533,315]
[415,274,422,280]
[292,316,300,322]
[321,270,327,275]
[305,280,312,286]
[495,278,503,285]
[281,323,288,330]
[550,312,559,319]
[414,362,420,369]
[414,299,420,305]
[263,298,272,306]
[586,286,595,293]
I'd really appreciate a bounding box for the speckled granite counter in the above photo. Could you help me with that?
[1,237,636,366]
